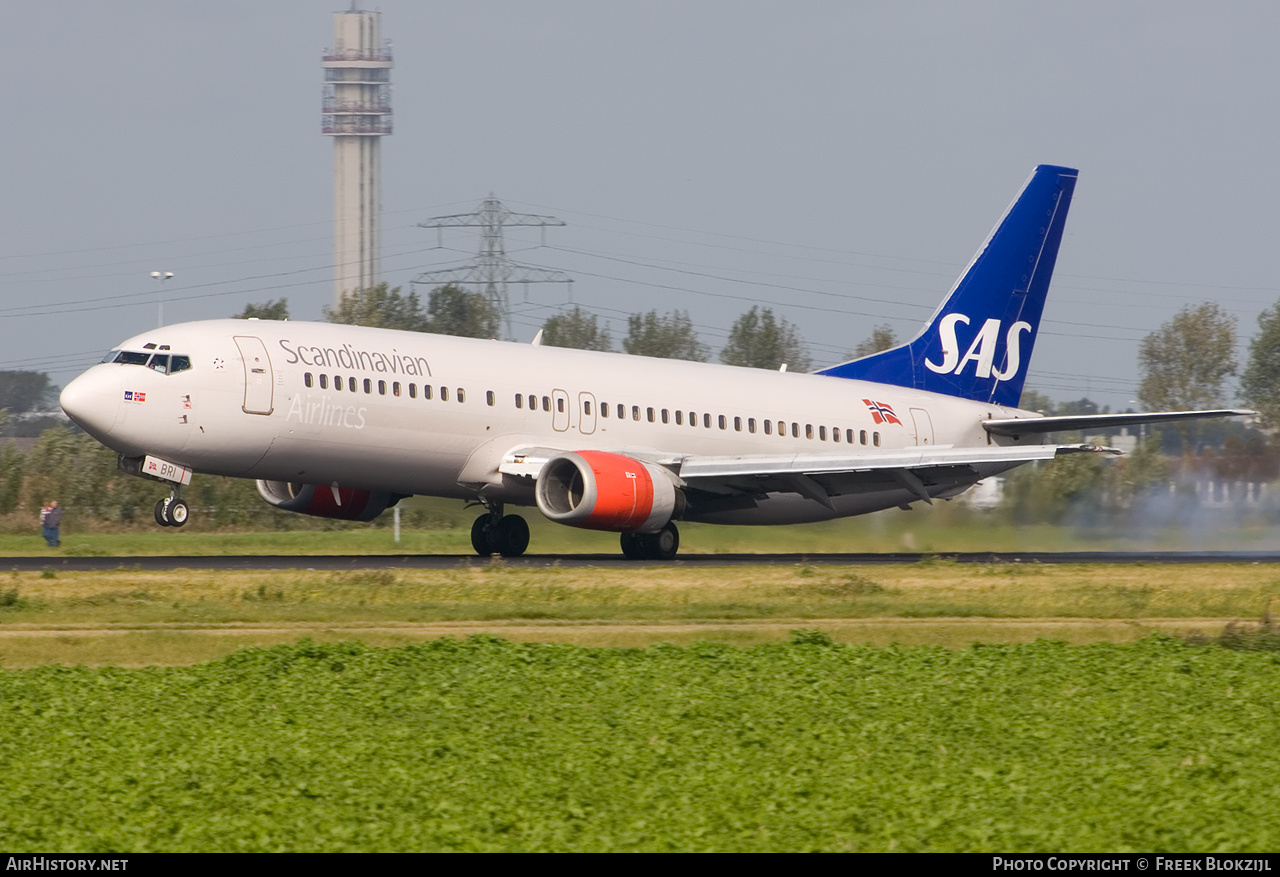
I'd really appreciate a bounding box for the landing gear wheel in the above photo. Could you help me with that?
[154,499,172,528]
[166,500,189,527]
[620,531,648,560]
[648,522,680,560]
[621,523,680,560]
[493,515,530,558]
[471,514,494,556]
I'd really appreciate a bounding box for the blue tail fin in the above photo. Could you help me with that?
[816,164,1078,407]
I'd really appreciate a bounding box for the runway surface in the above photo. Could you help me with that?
[7,551,1280,571]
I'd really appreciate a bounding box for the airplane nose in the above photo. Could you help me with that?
[60,368,120,439]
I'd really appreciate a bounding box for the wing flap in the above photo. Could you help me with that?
[983,409,1254,438]
[675,444,1091,480]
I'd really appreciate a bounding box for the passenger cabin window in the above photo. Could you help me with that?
[304,373,314,388]
[860,429,868,445]
[832,427,840,443]
[335,375,343,391]
[819,426,827,441]
[349,377,357,393]
[515,393,523,409]
[486,391,495,406]
[542,396,550,412]
[647,407,655,423]
[703,413,711,429]
[617,404,624,419]
[409,383,417,399]
[558,397,566,413]
[874,431,881,447]
[393,382,402,397]
[805,424,814,440]
[584,400,592,416]
[441,387,450,402]
[319,374,328,390]
[675,410,683,425]
[661,409,669,424]
[423,384,433,400]
[791,423,799,438]
[764,420,772,435]
[632,406,641,421]
[457,389,466,403]
[363,378,372,394]
[601,402,608,418]
[378,380,387,395]
[748,418,756,433]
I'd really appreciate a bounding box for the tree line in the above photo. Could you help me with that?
[242,284,817,372]
[239,288,1280,430]
[2,287,1279,532]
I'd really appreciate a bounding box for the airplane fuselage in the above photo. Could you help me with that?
[61,318,1037,526]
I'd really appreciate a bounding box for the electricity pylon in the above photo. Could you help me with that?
[413,194,573,338]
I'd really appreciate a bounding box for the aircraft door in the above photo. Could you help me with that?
[551,389,570,432]
[578,392,597,435]
[910,408,934,446]
[233,336,274,415]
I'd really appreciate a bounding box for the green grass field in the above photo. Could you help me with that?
[4,515,1279,851]
[1,561,1277,666]
[2,635,1278,852]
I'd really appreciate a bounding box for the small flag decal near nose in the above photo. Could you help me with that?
[863,399,901,426]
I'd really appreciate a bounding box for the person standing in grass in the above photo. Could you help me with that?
[41,500,61,548]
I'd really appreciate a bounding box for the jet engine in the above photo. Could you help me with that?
[535,451,684,533]
[255,480,399,522]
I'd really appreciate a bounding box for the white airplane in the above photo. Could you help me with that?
[60,165,1249,559]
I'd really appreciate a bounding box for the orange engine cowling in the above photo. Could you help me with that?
[535,451,684,533]
[255,480,399,522]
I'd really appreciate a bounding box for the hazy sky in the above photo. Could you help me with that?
[3,1,1278,410]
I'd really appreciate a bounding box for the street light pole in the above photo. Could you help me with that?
[151,271,173,327]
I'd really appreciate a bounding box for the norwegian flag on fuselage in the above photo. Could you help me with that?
[862,399,902,426]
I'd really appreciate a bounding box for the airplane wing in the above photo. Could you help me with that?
[501,443,1117,509]
[982,409,1254,438]
[670,444,1115,508]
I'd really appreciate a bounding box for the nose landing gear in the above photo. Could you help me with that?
[154,494,189,528]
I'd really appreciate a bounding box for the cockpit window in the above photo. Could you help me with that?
[103,349,192,373]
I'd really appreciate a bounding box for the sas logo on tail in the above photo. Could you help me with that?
[863,399,902,426]
[925,314,1032,382]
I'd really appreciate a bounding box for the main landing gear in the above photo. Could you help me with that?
[153,493,189,528]
[471,503,530,558]
[620,521,680,561]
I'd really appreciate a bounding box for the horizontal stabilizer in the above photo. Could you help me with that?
[983,409,1255,438]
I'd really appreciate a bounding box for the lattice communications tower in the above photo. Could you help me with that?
[322,5,392,305]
